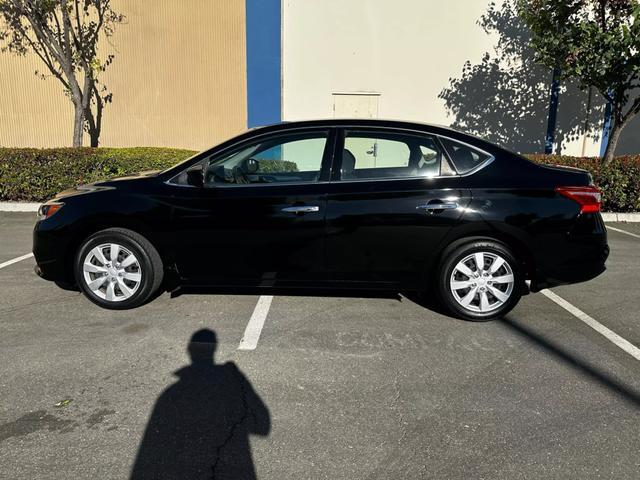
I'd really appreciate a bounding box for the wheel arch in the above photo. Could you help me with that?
[428,226,537,288]
[62,215,165,285]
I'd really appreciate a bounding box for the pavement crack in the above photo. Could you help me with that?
[210,369,253,480]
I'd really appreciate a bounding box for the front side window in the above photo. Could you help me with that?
[340,131,452,181]
[203,132,328,186]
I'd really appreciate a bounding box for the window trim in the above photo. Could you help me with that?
[331,127,494,183]
[165,125,495,188]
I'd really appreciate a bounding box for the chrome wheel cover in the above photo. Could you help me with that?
[82,243,142,302]
[449,251,514,313]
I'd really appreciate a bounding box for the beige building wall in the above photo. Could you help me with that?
[0,0,247,150]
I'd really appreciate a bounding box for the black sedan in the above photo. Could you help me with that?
[33,119,609,321]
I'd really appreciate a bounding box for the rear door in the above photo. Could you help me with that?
[324,127,471,288]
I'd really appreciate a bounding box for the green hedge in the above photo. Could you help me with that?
[0,147,638,211]
[526,155,640,213]
[256,159,299,173]
[0,147,196,202]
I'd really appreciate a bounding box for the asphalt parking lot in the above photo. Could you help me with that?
[1,212,639,479]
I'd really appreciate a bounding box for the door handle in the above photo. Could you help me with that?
[281,205,320,213]
[416,201,459,211]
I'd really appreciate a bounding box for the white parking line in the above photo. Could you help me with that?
[541,289,640,361]
[0,253,34,270]
[238,295,273,351]
[606,225,640,239]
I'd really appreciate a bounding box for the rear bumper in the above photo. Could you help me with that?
[529,212,609,291]
[530,242,609,292]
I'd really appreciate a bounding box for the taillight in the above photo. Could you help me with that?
[555,186,601,213]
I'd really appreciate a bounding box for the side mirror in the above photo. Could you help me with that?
[186,166,204,187]
[243,157,259,174]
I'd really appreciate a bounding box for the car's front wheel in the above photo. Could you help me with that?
[74,228,163,310]
[437,240,522,321]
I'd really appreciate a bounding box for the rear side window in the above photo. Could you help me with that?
[439,138,491,174]
[340,131,453,181]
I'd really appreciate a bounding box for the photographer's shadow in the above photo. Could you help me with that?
[131,329,270,480]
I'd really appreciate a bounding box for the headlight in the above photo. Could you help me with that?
[37,202,64,221]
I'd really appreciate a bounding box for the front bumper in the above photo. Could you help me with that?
[33,221,72,283]
[33,259,62,281]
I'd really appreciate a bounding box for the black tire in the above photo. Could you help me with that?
[74,228,163,310]
[437,240,522,322]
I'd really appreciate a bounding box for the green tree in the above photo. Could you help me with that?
[518,0,640,163]
[0,0,124,147]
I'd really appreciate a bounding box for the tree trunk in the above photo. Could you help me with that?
[85,85,104,148]
[85,109,100,147]
[602,119,624,165]
[72,100,85,147]
[88,127,100,148]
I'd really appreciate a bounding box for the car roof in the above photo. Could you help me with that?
[246,119,501,151]
[250,118,460,135]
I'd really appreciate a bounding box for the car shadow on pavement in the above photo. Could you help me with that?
[169,285,403,302]
[130,329,270,480]
[500,316,640,408]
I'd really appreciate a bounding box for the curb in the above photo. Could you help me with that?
[1,202,640,221]
[600,213,640,222]
[0,202,40,212]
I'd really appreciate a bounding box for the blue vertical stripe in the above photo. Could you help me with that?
[245,0,281,128]
[545,68,561,154]
[600,99,613,157]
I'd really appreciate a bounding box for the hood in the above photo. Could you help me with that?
[50,170,159,201]
[95,169,161,183]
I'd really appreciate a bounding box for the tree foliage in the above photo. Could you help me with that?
[0,0,124,146]
[518,0,640,163]
[440,0,604,154]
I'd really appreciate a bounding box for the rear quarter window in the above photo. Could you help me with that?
[440,138,491,174]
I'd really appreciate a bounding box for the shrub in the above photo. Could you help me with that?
[256,159,298,173]
[0,147,196,202]
[526,155,640,212]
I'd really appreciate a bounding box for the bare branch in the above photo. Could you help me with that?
[22,31,69,89]
[59,0,75,67]
[50,7,65,54]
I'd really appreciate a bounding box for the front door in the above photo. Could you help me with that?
[168,129,335,286]
[325,128,470,288]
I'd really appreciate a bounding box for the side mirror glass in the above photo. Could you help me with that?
[186,166,204,187]
[245,158,259,174]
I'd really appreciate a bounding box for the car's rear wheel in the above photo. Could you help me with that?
[74,228,163,310]
[437,240,522,321]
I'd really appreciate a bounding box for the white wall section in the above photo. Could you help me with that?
[282,0,606,156]
[283,0,497,124]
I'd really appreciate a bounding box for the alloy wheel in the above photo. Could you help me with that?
[82,243,142,302]
[449,251,514,313]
